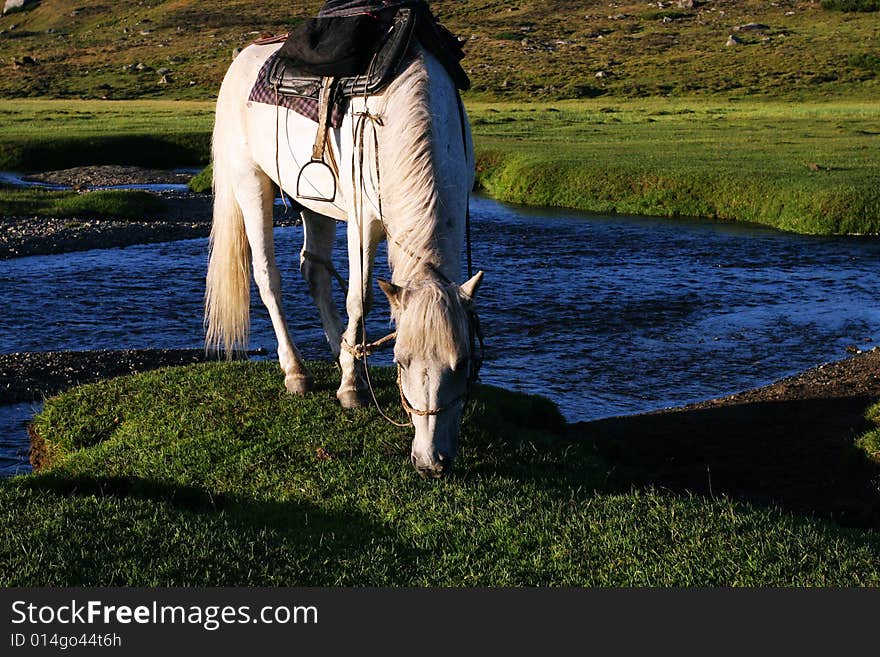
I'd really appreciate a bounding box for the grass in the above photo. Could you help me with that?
[470,99,880,235]
[0,99,213,170]
[0,186,167,219]
[0,1,878,101]
[187,165,213,193]
[2,361,880,586]
[2,97,877,234]
[856,402,880,465]
[821,0,879,11]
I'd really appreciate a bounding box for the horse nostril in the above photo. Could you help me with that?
[434,452,454,475]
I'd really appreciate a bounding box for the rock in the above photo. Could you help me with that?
[158,74,172,85]
[735,23,770,32]
[11,55,37,67]
[676,0,697,8]
[725,35,743,47]
[3,0,37,16]
[135,62,149,71]
[156,67,171,75]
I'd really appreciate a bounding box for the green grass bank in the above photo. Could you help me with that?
[0,186,167,220]
[470,99,880,235]
[0,100,213,171]
[3,361,880,586]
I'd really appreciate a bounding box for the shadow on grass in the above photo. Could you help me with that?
[570,395,880,529]
[9,471,419,585]
[459,382,880,529]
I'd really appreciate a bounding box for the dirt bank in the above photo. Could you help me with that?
[22,165,194,189]
[0,348,268,404]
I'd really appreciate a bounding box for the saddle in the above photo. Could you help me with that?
[251,0,469,202]
[269,7,417,101]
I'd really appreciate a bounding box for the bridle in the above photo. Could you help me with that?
[394,305,484,418]
[341,299,484,422]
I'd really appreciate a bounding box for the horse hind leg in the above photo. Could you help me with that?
[300,209,344,360]
[237,168,314,394]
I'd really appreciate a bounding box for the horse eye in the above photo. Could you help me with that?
[396,358,410,371]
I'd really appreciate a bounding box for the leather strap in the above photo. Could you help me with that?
[312,76,335,161]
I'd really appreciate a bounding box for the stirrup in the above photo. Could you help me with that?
[297,76,337,203]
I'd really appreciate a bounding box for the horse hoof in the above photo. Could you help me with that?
[285,373,314,395]
[337,388,369,409]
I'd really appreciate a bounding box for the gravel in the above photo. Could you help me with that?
[1,166,302,259]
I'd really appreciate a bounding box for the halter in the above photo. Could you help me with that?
[341,302,484,421]
[394,305,484,418]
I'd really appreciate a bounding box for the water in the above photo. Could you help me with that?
[1,195,879,474]
[0,403,41,477]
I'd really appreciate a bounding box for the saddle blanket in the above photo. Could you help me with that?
[248,47,348,127]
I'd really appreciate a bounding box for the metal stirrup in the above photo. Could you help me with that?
[297,76,338,202]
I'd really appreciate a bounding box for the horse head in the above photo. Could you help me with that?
[379,270,484,478]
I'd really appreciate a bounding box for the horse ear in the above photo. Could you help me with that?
[377,278,402,310]
[460,271,484,301]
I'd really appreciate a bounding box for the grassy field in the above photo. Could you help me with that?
[1,98,877,235]
[470,98,880,234]
[2,361,880,586]
[0,99,213,171]
[0,1,877,101]
[0,185,167,219]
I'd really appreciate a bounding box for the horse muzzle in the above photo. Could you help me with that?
[411,451,453,479]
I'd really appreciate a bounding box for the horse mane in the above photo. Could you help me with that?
[374,48,471,366]
[377,49,444,284]
[393,278,470,368]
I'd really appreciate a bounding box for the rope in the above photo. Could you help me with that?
[302,249,349,293]
[347,56,412,428]
[342,52,480,428]
[341,332,396,359]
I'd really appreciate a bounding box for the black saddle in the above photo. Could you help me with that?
[267,1,469,103]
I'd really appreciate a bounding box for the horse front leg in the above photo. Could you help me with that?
[239,171,313,394]
[337,217,381,408]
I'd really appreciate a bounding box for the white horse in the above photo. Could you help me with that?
[205,40,483,477]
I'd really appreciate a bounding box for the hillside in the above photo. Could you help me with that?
[0,0,878,100]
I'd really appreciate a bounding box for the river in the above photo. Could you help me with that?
[2,195,878,475]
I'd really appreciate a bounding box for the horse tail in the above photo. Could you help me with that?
[204,93,251,357]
